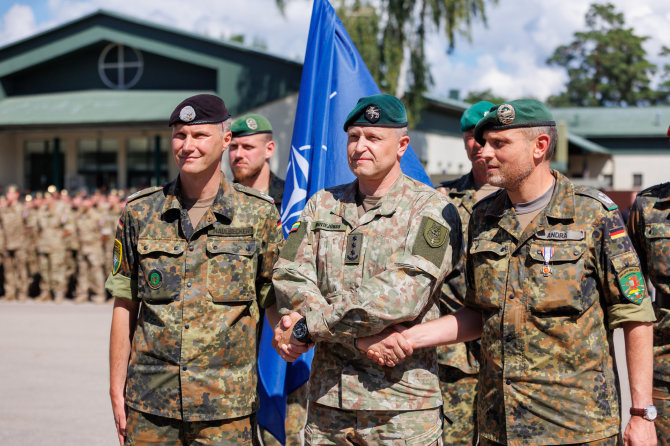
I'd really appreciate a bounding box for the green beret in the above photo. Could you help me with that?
[460,101,494,132]
[343,94,408,131]
[474,99,556,145]
[231,114,273,137]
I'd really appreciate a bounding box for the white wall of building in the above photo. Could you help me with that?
[612,153,669,190]
[409,130,468,176]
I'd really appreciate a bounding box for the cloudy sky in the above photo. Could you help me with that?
[2,0,670,101]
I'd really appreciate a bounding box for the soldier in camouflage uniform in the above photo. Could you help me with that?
[229,114,304,446]
[434,101,497,445]
[107,94,283,446]
[36,192,69,302]
[229,113,285,211]
[272,94,462,445]
[75,195,107,303]
[0,186,29,301]
[364,99,657,445]
[628,176,670,444]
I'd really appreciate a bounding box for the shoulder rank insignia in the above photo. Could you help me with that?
[619,267,646,304]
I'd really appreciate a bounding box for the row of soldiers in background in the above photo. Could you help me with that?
[0,185,125,303]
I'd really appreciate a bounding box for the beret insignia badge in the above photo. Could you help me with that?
[179,105,196,122]
[364,105,381,123]
[246,117,258,130]
[497,104,516,125]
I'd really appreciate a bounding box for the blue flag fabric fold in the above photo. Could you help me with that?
[257,0,433,443]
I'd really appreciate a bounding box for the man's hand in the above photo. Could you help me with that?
[272,312,311,362]
[111,395,128,446]
[623,415,656,446]
[357,326,413,367]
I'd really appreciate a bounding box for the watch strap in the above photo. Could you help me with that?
[630,407,646,417]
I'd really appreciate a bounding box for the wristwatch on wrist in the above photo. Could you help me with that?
[630,405,657,421]
[292,317,312,344]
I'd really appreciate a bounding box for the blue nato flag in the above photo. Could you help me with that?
[257,0,433,443]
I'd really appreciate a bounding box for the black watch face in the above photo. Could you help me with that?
[293,321,308,339]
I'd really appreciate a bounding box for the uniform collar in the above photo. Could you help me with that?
[161,174,235,222]
[336,173,406,226]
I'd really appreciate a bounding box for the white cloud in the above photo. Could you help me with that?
[0,4,37,44]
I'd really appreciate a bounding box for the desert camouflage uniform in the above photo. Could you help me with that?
[75,205,106,302]
[274,174,462,444]
[627,182,670,445]
[437,172,482,445]
[36,202,68,300]
[0,202,29,300]
[105,174,282,443]
[63,204,79,294]
[465,171,656,446]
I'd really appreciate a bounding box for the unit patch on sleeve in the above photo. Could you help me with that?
[112,238,122,275]
[618,266,646,305]
[413,216,450,268]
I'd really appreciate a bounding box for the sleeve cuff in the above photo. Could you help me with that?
[607,298,656,329]
[105,273,137,301]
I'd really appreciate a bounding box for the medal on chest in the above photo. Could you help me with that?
[541,246,554,277]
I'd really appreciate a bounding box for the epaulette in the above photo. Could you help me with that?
[637,182,670,197]
[232,183,275,204]
[126,186,163,203]
[574,186,618,211]
[472,188,504,209]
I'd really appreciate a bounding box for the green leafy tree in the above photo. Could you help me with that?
[546,3,656,107]
[657,46,670,104]
[463,88,506,105]
[276,0,496,126]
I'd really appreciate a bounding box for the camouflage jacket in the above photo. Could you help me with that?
[437,172,480,374]
[465,171,655,446]
[0,202,25,250]
[274,174,461,411]
[76,207,105,256]
[627,182,670,384]
[105,174,283,421]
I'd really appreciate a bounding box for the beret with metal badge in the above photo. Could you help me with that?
[474,99,556,145]
[231,114,273,137]
[168,94,230,127]
[343,94,408,131]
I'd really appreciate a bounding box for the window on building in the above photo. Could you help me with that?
[603,174,613,188]
[127,137,169,189]
[633,173,643,188]
[77,138,118,191]
[24,139,64,192]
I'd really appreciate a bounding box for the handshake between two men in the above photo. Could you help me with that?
[271,311,415,367]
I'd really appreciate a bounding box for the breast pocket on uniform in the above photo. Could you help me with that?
[646,223,670,281]
[207,237,257,303]
[137,238,185,303]
[527,242,588,315]
[468,239,510,311]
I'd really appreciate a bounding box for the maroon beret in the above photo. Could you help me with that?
[168,94,230,127]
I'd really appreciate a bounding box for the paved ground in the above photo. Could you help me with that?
[0,300,117,445]
[0,300,632,444]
